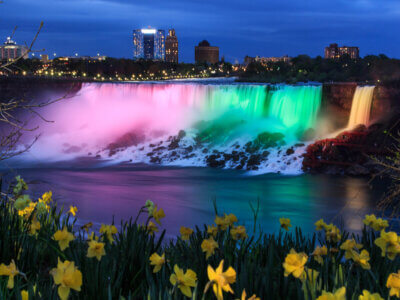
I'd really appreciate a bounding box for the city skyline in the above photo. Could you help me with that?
[0,0,399,62]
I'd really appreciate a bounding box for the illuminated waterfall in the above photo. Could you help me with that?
[347,86,375,129]
[269,86,322,135]
[24,83,322,165]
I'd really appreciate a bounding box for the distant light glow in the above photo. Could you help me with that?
[141,29,156,34]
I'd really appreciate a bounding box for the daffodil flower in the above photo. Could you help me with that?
[206,260,236,300]
[87,240,106,261]
[53,227,75,251]
[169,264,197,298]
[50,258,82,300]
[149,252,165,273]
[201,237,218,259]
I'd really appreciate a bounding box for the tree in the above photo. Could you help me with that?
[0,3,69,161]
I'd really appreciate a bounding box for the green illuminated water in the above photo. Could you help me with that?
[197,85,322,143]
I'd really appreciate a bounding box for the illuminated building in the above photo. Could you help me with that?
[195,40,219,64]
[325,43,359,59]
[0,37,29,61]
[244,55,291,65]
[133,28,165,60]
[165,29,178,63]
[41,54,49,63]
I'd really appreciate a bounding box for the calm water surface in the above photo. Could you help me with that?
[1,161,391,238]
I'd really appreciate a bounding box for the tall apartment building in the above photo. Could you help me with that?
[324,43,359,59]
[165,29,178,63]
[195,40,219,64]
[133,28,165,60]
[0,37,29,61]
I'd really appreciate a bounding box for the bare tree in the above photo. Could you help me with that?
[0,3,73,161]
[369,125,400,217]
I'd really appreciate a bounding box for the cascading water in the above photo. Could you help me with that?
[347,86,375,129]
[20,82,323,174]
[269,86,322,137]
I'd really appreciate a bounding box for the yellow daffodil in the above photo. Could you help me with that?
[225,213,238,226]
[352,250,371,270]
[99,224,118,243]
[18,201,36,218]
[230,225,248,240]
[152,205,165,225]
[169,264,197,298]
[207,225,218,238]
[215,215,230,230]
[201,237,219,259]
[315,219,327,231]
[39,191,53,204]
[21,290,28,300]
[0,260,19,289]
[371,218,388,231]
[149,252,165,273]
[387,270,400,298]
[359,290,384,300]
[146,221,158,235]
[50,258,82,300]
[241,289,260,300]
[283,249,308,279]
[312,245,328,264]
[53,227,75,251]
[363,214,377,227]
[374,230,400,260]
[87,240,106,261]
[364,214,388,231]
[316,287,346,300]
[279,218,292,231]
[207,260,236,300]
[29,214,41,235]
[214,213,237,230]
[325,225,341,243]
[340,239,363,259]
[180,226,193,241]
[68,206,78,216]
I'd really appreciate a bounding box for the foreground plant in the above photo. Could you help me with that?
[50,259,82,300]
[206,260,236,300]
[0,260,20,289]
[0,177,399,299]
[169,264,197,298]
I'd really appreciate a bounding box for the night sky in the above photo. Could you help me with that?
[0,0,399,63]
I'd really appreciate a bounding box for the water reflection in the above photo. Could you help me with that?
[2,165,384,238]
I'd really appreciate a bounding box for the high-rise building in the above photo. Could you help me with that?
[165,29,178,63]
[0,37,29,61]
[324,43,359,59]
[133,28,165,60]
[195,40,219,64]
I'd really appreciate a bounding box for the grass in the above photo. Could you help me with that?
[0,177,399,299]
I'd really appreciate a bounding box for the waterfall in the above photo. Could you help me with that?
[268,86,322,135]
[22,82,323,166]
[347,86,375,129]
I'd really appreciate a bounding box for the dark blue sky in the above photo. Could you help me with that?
[0,0,399,63]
